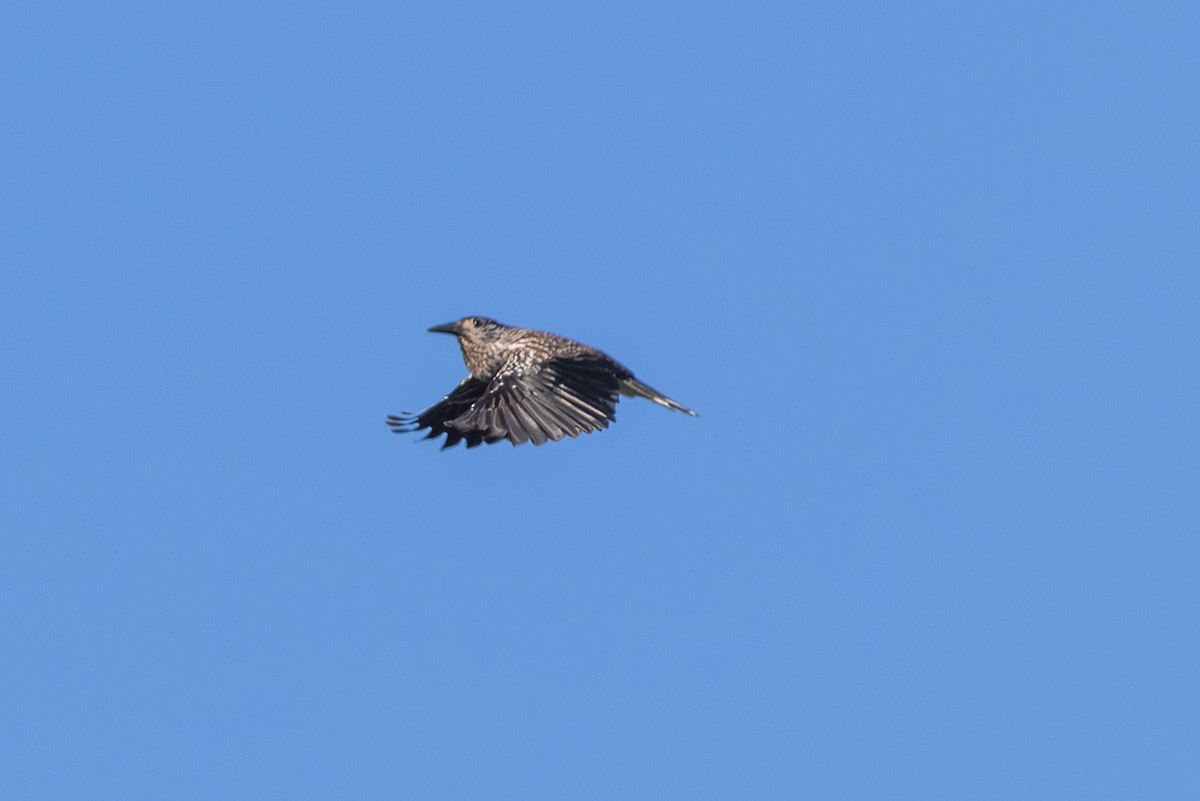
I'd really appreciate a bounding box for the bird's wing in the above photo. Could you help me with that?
[386,377,496,449]
[446,356,621,446]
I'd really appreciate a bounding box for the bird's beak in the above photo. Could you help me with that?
[427,322,459,335]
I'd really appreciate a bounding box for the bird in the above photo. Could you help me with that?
[386,316,697,448]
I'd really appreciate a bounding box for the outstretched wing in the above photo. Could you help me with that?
[446,356,622,446]
[385,377,495,449]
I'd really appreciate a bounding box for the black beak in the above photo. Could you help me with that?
[427,321,459,335]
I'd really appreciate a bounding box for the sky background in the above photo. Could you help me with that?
[2,1,1198,799]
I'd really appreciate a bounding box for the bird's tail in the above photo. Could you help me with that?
[618,377,699,416]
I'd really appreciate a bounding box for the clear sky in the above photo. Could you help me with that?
[2,2,1197,799]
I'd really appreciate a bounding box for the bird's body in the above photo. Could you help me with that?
[386,317,697,448]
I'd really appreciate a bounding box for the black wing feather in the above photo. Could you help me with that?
[446,356,622,446]
[385,377,488,449]
[389,356,626,448]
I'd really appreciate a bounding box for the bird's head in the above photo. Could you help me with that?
[428,316,507,346]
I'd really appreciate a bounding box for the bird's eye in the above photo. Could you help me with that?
[471,317,484,326]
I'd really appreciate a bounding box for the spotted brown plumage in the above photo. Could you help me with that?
[386,316,698,448]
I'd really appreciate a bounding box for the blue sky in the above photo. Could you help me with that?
[2,1,1198,798]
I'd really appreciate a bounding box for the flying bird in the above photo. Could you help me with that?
[386,317,697,448]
